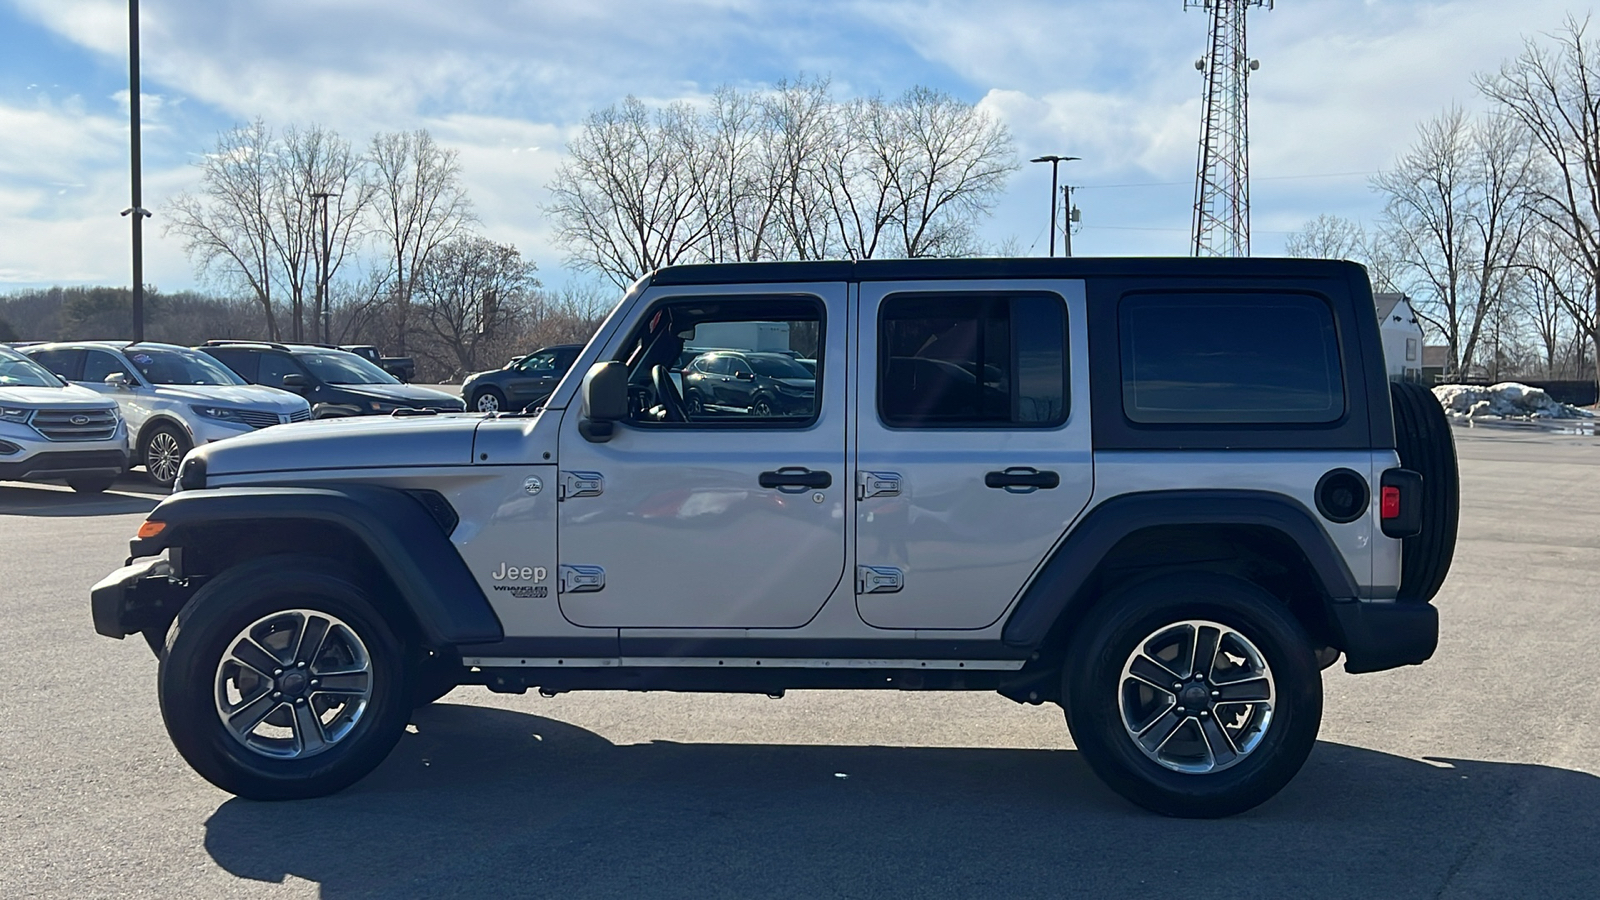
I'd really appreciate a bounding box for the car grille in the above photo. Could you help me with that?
[31,409,120,442]
[288,408,312,423]
[235,409,285,429]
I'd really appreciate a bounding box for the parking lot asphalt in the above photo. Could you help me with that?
[2,426,1598,899]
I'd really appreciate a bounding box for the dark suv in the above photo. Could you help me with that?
[199,341,464,417]
[460,344,583,413]
[681,349,816,417]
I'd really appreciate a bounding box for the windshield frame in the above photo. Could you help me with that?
[0,347,66,388]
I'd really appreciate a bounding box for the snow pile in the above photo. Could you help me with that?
[1433,382,1596,420]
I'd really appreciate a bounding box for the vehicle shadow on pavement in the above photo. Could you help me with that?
[203,702,1600,900]
[0,483,160,517]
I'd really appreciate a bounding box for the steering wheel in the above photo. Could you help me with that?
[650,364,688,423]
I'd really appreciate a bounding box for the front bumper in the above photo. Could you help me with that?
[91,557,196,639]
[1329,599,1439,674]
[0,449,129,481]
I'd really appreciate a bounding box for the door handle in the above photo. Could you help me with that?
[984,467,1060,493]
[759,467,832,493]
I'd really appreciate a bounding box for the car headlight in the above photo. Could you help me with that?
[0,407,31,424]
[190,405,251,422]
[368,400,402,411]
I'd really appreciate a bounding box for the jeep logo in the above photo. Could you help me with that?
[491,562,547,582]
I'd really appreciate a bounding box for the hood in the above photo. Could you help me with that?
[332,383,463,405]
[154,383,308,410]
[0,384,120,409]
[196,414,481,476]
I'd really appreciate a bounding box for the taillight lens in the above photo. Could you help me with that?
[1381,485,1401,519]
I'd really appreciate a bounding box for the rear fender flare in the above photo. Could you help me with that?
[131,484,503,646]
[1002,490,1360,649]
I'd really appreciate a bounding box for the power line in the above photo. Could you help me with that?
[1077,170,1376,191]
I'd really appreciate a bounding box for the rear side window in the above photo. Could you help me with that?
[1120,294,1344,424]
[879,292,1067,428]
[205,348,258,381]
[27,348,85,380]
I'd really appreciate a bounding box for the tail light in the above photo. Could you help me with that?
[1379,469,1424,538]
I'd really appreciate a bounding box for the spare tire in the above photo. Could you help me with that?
[1390,381,1459,602]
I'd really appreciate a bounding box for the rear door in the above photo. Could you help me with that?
[854,279,1093,630]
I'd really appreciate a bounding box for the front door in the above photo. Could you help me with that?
[556,285,848,629]
[854,280,1094,630]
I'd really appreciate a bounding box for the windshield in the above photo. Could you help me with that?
[748,355,813,379]
[124,347,244,385]
[0,349,63,387]
[300,352,399,385]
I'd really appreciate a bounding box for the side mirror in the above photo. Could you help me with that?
[103,372,130,389]
[281,374,308,390]
[579,361,629,443]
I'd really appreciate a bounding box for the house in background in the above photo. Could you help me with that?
[1375,293,1425,383]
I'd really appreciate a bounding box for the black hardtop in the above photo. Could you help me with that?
[648,256,1371,286]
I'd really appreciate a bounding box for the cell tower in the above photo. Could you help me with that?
[1187,0,1271,257]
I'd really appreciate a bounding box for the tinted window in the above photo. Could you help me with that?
[518,351,560,374]
[299,352,398,385]
[203,348,258,381]
[879,293,1067,428]
[82,350,134,383]
[26,348,84,381]
[1120,294,1344,424]
[257,353,302,388]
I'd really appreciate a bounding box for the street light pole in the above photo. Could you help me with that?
[1029,154,1079,257]
[311,191,339,344]
[121,0,151,341]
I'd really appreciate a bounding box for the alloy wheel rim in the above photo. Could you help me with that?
[476,393,500,412]
[146,432,183,484]
[1117,619,1275,775]
[213,609,374,760]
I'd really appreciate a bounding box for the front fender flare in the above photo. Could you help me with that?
[1001,490,1360,649]
[129,484,503,646]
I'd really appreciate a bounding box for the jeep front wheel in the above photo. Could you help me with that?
[1063,573,1322,818]
[158,557,413,800]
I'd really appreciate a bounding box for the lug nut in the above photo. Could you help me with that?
[272,691,282,699]
[1176,706,1186,714]
[310,679,319,687]
[295,697,305,705]
[297,661,307,669]
[1173,683,1183,690]
[1199,710,1209,718]
[273,669,283,676]
[1211,691,1220,698]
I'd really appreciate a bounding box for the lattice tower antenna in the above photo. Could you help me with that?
[1187,0,1271,257]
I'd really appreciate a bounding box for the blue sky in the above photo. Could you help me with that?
[0,0,1591,294]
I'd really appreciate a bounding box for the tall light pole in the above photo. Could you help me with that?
[121,0,151,341]
[311,192,339,344]
[1029,155,1079,257]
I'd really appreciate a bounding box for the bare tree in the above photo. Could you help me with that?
[1373,108,1538,376]
[166,120,281,338]
[761,77,841,260]
[265,125,372,341]
[889,86,1017,257]
[412,236,539,377]
[1285,214,1369,260]
[1481,15,1600,391]
[369,130,476,353]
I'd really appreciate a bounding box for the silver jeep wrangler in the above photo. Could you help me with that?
[92,258,1458,817]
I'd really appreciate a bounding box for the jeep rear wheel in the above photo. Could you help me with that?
[1063,574,1322,818]
[158,557,413,800]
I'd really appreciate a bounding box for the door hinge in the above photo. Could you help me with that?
[559,564,606,593]
[856,471,902,500]
[558,471,604,501]
[856,565,904,594]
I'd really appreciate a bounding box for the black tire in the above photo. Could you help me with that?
[685,390,705,417]
[141,423,190,488]
[1390,381,1459,602]
[67,475,118,494]
[751,396,774,417]
[158,556,414,800]
[1063,573,1323,818]
[471,387,506,414]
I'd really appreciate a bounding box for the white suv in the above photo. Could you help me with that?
[0,346,129,493]
[22,341,311,487]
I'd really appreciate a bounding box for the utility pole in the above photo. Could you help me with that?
[311,192,338,344]
[120,0,151,341]
[1186,0,1271,257]
[1029,155,1079,257]
[1062,185,1081,257]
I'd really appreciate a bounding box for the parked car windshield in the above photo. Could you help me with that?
[0,348,63,387]
[747,355,813,379]
[300,352,399,385]
[124,347,245,385]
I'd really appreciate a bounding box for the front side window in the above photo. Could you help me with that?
[82,350,134,384]
[257,353,302,388]
[878,292,1068,428]
[124,347,245,386]
[614,297,822,427]
[1120,293,1344,425]
[519,351,560,374]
